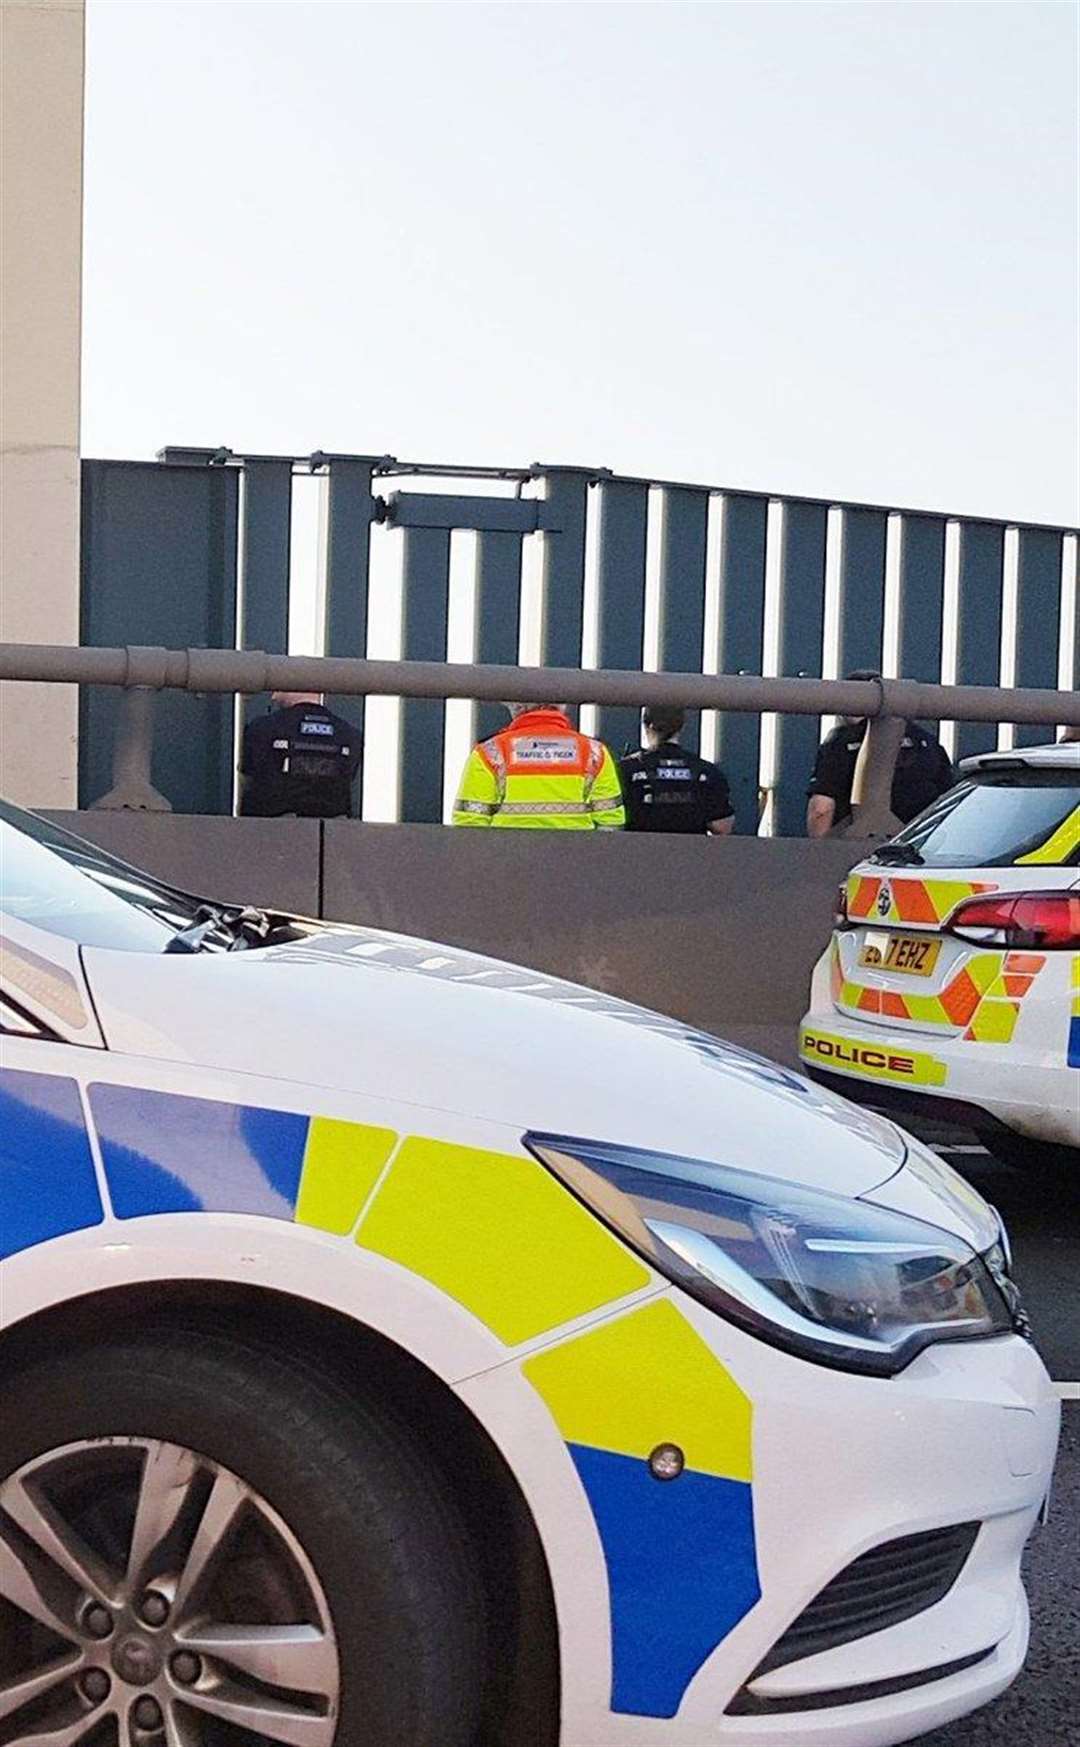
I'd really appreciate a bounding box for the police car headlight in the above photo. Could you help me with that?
[526,1134,1013,1377]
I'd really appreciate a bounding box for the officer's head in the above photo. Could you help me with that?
[642,706,685,747]
[841,670,880,726]
[272,690,323,709]
[504,702,563,719]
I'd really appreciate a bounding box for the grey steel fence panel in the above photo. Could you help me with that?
[897,514,946,684]
[955,521,1006,762]
[239,459,293,730]
[715,493,769,833]
[773,501,829,837]
[838,507,888,677]
[1014,528,1063,748]
[322,459,377,750]
[540,470,589,679]
[79,460,238,813]
[657,488,709,753]
[475,529,524,744]
[391,490,539,808]
[596,478,649,753]
[400,525,452,821]
[77,450,1077,825]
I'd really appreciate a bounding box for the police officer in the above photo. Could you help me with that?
[239,691,361,818]
[806,670,954,837]
[619,707,735,834]
[452,702,625,829]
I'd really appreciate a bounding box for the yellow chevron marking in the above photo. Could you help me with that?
[966,1000,1020,1044]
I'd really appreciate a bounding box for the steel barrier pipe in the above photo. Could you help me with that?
[1,642,1077,727]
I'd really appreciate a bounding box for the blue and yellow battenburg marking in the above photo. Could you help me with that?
[2,1071,761,1719]
[525,1301,759,1718]
[0,1069,103,1260]
[1070,956,1080,1069]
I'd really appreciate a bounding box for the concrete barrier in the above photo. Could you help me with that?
[47,814,865,1066]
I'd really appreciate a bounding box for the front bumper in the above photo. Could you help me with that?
[659,1303,1059,1747]
[466,1282,1060,1747]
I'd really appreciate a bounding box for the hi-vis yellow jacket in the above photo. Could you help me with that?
[452,708,626,829]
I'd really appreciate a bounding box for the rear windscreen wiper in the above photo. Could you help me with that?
[871,843,925,867]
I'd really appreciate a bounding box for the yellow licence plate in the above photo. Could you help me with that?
[859,930,942,978]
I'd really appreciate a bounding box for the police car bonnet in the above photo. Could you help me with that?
[83,920,909,1197]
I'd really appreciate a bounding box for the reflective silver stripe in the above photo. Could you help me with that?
[481,739,507,802]
[496,800,591,816]
[455,799,497,817]
[588,792,622,811]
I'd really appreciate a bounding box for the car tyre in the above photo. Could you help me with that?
[0,1325,488,1746]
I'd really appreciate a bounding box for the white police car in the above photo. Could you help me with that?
[801,743,1079,1170]
[0,799,1059,1745]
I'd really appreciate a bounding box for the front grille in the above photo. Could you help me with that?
[750,1522,980,1681]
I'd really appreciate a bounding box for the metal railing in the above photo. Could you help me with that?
[3,640,1076,836]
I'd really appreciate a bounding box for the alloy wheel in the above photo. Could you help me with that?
[0,1437,340,1744]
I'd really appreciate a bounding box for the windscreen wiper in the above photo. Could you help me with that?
[871,843,925,867]
[163,903,272,954]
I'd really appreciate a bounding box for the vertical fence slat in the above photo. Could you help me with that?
[475,529,523,744]
[595,479,649,752]
[773,502,828,837]
[954,521,1005,762]
[658,488,709,752]
[715,494,768,833]
[323,460,377,755]
[1014,528,1063,747]
[240,459,293,728]
[400,526,451,821]
[540,471,589,676]
[838,507,887,676]
[897,514,946,683]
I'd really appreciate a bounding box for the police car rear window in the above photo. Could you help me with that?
[881,769,1080,868]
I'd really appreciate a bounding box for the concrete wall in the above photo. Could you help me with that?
[0,0,85,805]
[47,814,863,1065]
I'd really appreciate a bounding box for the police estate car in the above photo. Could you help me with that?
[801,742,1079,1170]
[0,799,1059,1745]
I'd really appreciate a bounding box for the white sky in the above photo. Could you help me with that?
[83,0,1080,529]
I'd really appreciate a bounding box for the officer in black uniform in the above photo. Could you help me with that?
[806,670,954,836]
[239,691,361,818]
[619,707,735,834]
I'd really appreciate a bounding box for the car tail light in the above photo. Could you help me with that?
[948,892,1080,949]
[834,882,850,928]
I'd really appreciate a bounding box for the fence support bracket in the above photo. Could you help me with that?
[90,687,172,812]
